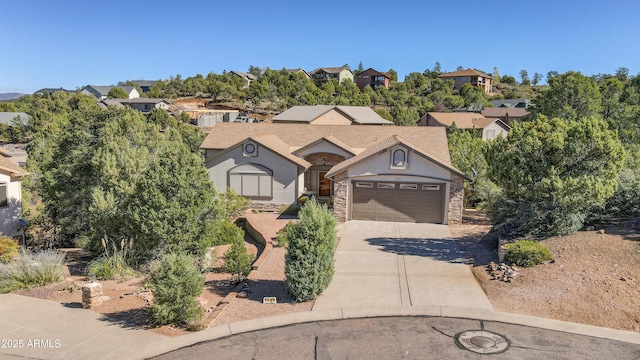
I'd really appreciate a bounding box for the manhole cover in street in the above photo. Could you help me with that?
[455,330,509,354]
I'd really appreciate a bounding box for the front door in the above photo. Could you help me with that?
[318,171,331,197]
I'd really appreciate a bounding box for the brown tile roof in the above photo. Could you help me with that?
[271,106,392,125]
[480,107,531,118]
[426,112,491,128]
[439,68,491,78]
[0,155,28,177]
[200,123,454,168]
[325,135,467,179]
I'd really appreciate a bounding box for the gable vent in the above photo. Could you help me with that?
[243,141,258,157]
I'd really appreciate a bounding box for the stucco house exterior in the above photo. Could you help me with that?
[229,71,258,88]
[271,105,392,125]
[80,85,140,100]
[418,112,510,140]
[356,68,391,91]
[310,67,355,87]
[440,68,493,94]
[201,123,468,224]
[99,98,171,114]
[0,148,28,237]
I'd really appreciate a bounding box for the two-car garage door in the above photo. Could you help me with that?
[351,181,445,223]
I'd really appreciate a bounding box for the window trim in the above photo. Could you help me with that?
[399,184,418,190]
[390,148,407,169]
[422,184,440,191]
[0,182,7,208]
[355,182,373,188]
[228,163,273,199]
[377,183,396,189]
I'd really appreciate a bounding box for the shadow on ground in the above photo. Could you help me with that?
[241,279,295,304]
[365,237,468,263]
[97,308,153,330]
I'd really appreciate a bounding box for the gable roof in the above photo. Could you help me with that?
[481,107,531,118]
[230,71,258,81]
[131,80,159,87]
[292,135,357,156]
[0,153,28,177]
[82,85,136,97]
[357,68,390,78]
[311,66,353,75]
[489,98,531,108]
[426,112,490,128]
[439,68,491,78]
[0,112,30,126]
[285,68,310,77]
[205,134,311,169]
[271,105,392,125]
[325,135,467,180]
[200,123,454,170]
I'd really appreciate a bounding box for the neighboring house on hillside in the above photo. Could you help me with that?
[480,107,531,126]
[100,98,171,114]
[356,68,391,91]
[0,149,28,237]
[80,85,140,100]
[490,98,531,108]
[229,71,258,88]
[419,112,510,140]
[285,68,311,79]
[0,146,27,168]
[201,123,468,224]
[271,105,392,125]
[0,112,30,126]
[310,67,355,87]
[131,80,159,93]
[34,88,75,96]
[440,68,493,94]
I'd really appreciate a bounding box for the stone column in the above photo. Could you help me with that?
[82,282,104,309]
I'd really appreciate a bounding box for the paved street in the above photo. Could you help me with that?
[313,221,493,311]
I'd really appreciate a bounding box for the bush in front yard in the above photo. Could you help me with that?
[0,249,65,293]
[0,236,20,263]
[149,252,204,330]
[222,223,252,283]
[504,240,552,268]
[285,199,336,302]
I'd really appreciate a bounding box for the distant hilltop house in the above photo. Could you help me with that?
[480,107,531,126]
[439,68,493,94]
[229,71,258,88]
[1,145,27,168]
[99,98,171,114]
[356,68,391,91]
[490,98,532,109]
[192,110,258,127]
[419,112,509,140]
[34,88,75,96]
[0,147,29,237]
[271,105,392,125]
[0,112,30,126]
[130,80,159,93]
[80,85,140,100]
[285,68,311,79]
[310,67,355,87]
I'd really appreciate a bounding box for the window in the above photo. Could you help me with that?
[400,184,417,190]
[355,182,373,188]
[390,149,407,169]
[228,164,273,198]
[461,77,467,82]
[422,184,440,191]
[485,129,496,139]
[0,183,6,207]
[378,183,395,189]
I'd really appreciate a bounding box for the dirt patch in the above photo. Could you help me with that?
[452,213,640,333]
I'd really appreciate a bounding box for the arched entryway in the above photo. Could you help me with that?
[303,153,345,201]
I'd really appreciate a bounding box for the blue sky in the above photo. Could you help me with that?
[1,0,638,93]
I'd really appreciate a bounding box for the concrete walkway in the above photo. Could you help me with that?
[313,221,493,311]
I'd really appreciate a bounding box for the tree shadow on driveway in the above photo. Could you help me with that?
[364,237,468,263]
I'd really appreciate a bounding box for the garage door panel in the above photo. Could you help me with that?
[352,181,444,223]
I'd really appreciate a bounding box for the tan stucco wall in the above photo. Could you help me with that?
[310,109,352,125]
[0,173,23,236]
[482,122,509,140]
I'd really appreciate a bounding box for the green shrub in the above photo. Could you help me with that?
[285,199,336,302]
[214,220,243,246]
[504,240,552,268]
[0,236,20,263]
[223,224,251,283]
[149,252,204,330]
[0,249,65,293]
[274,222,295,248]
[86,238,135,282]
[218,188,251,221]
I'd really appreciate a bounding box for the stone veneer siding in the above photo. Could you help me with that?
[331,172,349,222]
[448,173,465,225]
[303,153,345,166]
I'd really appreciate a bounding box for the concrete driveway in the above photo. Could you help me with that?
[312,221,493,311]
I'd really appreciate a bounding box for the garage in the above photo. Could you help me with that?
[351,181,445,223]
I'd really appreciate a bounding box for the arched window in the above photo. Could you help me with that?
[391,148,407,169]
[228,163,273,198]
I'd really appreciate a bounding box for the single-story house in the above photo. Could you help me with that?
[490,98,531,108]
[0,149,28,237]
[99,98,171,113]
[201,123,468,224]
[131,80,159,93]
[34,88,75,96]
[271,105,392,125]
[480,107,531,126]
[229,71,258,88]
[418,112,510,140]
[80,85,140,100]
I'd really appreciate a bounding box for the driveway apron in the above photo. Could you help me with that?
[312,221,494,311]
